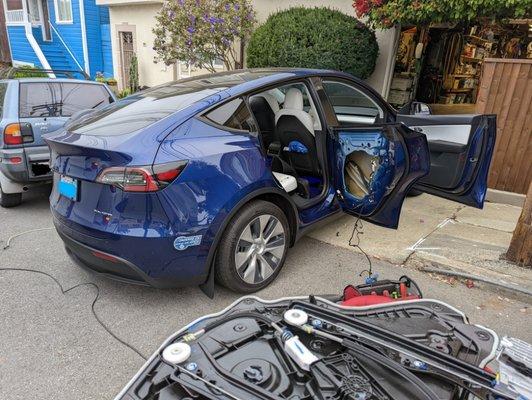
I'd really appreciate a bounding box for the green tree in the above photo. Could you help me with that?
[246,7,379,79]
[153,0,256,72]
[353,0,531,28]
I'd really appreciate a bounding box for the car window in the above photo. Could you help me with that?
[0,83,7,118]
[258,82,322,131]
[322,81,383,125]
[19,82,112,118]
[70,86,221,136]
[204,98,257,132]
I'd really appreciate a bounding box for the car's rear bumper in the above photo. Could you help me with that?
[53,217,208,289]
[0,145,52,183]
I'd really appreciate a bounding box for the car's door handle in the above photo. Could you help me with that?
[412,126,424,133]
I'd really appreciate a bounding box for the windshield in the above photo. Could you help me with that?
[70,84,225,136]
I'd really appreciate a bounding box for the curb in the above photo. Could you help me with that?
[486,188,525,207]
[404,254,532,303]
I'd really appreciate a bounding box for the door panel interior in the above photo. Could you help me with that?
[397,114,496,208]
[333,124,429,228]
[411,124,471,145]
[399,115,478,189]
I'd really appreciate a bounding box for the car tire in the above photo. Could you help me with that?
[0,189,22,208]
[215,200,290,293]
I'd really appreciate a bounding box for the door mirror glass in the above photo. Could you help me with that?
[412,101,432,115]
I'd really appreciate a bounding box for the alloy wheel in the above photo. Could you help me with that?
[234,214,287,285]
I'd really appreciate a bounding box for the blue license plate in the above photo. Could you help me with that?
[59,175,78,201]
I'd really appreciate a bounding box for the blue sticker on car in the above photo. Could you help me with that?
[173,235,202,251]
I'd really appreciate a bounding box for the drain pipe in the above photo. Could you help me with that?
[421,267,532,297]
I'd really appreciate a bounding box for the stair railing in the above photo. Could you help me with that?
[48,21,85,73]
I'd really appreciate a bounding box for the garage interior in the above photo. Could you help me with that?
[388,19,532,114]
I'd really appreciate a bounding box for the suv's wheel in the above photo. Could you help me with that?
[0,188,22,208]
[215,200,290,293]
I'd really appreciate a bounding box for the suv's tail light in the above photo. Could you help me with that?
[96,161,187,192]
[3,123,34,145]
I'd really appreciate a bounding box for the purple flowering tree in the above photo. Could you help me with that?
[153,0,256,72]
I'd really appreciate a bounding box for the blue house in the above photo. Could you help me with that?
[2,0,113,78]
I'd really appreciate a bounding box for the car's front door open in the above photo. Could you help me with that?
[332,123,430,229]
[398,114,496,208]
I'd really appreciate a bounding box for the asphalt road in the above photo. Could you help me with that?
[1,188,531,400]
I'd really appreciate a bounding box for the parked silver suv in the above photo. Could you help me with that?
[0,75,115,207]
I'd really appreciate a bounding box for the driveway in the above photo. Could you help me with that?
[1,188,531,400]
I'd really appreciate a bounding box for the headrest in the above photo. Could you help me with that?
[283,88,304,111]
[249,96,271,112]
[259,93,280,113]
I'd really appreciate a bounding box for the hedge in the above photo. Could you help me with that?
[246,7,379,79]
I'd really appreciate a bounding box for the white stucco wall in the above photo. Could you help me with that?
[102,0,398,95]
[109,3,173,90]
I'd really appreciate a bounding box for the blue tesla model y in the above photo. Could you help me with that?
[45,69,495,293]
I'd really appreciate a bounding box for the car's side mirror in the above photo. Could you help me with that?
[411,101,432,115]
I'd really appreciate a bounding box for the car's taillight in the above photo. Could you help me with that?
[3,123,34,145]
[4,123,22,145]
[96,161,187,192]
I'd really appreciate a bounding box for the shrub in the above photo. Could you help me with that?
[117,88,131,99]
[128,54,139,93]
[9,66,48,78]
[354,0,530,28]
[246,7,379,79]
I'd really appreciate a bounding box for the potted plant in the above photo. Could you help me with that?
[95,71,106,83]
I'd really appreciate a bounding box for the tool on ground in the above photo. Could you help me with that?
[341,275,423,306]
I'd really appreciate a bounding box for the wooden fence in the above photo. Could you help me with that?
[476,58,531,194]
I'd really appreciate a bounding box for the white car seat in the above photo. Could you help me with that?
[272,172,298,193]
[274,88,315,135]
[274,88,320,176]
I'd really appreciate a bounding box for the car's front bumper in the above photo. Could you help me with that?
[53,216,208,289]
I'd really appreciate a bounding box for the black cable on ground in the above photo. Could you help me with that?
[0,267,148,361]
[348,214,373,278]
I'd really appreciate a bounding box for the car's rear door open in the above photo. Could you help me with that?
[331,123,430,229]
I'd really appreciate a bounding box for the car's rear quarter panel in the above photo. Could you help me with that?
[155,118,279,278]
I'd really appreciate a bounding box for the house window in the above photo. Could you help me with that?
[54,0,73,23]
[213,58,224,69]
[28,0,41,23]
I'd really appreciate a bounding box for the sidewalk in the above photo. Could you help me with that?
[309,194,531,299]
